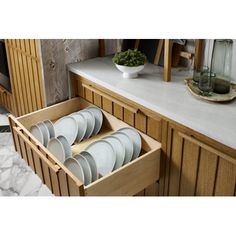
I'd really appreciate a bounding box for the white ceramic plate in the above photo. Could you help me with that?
[47,138,66,163]
[69,112,87,142]
[54,116,78,145]
[112,131,133,164]
[85,140,116,176]
[64,158,85,184]
[85,106,103,135]
[118,127,141,160]
[30,124,44,144]
[78,110,95,139]
[103,135,125,170]
[43,120,55,139]
[74,154,92,186]
[37,122,50,147]
[57,135,72,159]
[80,151,98,182]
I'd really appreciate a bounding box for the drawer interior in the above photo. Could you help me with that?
[12,97,161,196]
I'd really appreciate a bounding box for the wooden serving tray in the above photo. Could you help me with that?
[184,78,236,102]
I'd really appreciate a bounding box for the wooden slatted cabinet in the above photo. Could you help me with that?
[69,72,236,196]
[163,123,236,196]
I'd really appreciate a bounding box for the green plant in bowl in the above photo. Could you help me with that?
[112,49,147,66]
[112,49,147,78]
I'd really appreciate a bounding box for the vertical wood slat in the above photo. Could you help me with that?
[58,169,69,196]
[50,169,61,196]
[29,39,43,109]
[31,148,45,183]
[5,40,18,115]
[179,139,200,196]
[41,160,53,192]
[25,39,38,111]
[93,93,102,108]
[195,149,218,196]
[164,126,173,195]
[25,141,36,172]
[113,103,123,120]
[68,177,82,196]
[135,111,147,133]
[214,158,236,196]
[84,87,94,103]
[102,97,113,114]
[35,39,46,107]
[147,116,162,141]
[123,108,134,126]
[12,39,25,115]
[18,136,29,165]
[16,39,30,113]
[168,129,184,196]
[20,40,33,113]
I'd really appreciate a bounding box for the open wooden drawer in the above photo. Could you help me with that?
[9,97,161,196]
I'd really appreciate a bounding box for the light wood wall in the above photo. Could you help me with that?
[4,39,45,116]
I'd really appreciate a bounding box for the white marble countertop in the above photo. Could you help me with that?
[67,56,236,150]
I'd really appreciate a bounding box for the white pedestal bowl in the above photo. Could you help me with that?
[115,64,145,79]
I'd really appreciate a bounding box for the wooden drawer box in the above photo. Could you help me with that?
[9,97,161,196]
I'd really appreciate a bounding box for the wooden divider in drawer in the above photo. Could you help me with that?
[9,97,161,196]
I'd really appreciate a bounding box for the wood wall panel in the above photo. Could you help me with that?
[4,39,45,116]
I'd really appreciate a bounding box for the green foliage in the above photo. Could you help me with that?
[112,49,147,67]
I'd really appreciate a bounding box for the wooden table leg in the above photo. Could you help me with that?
[98,39,105,57]
[164,39,173,82]
[194,39,203,69]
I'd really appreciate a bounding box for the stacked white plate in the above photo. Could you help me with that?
[30,120,55,147]
[30,106,103,163]
[54,106,103,144]
[64,127,142,186]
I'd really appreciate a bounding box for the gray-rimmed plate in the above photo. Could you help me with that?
[85,139,116,176]
[118,127,141,160]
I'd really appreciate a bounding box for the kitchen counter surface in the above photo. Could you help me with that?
[67,56,236,150]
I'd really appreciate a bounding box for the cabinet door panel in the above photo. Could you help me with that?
[165,125,236,196]
[195,149,218,196]
[214,158,236,196]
